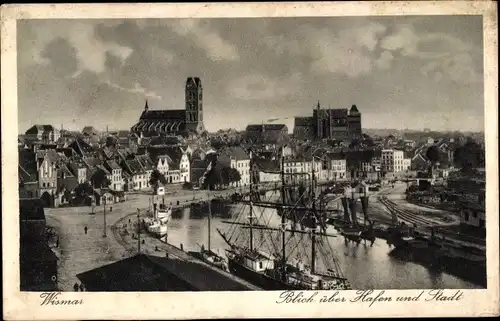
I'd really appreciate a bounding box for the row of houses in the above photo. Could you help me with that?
[18,136,196,207]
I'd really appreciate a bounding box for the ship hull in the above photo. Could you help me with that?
[227,259,300,290]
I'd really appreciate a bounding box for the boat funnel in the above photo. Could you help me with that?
[348,198,357,226]
[360,196,369,221]
[341,197,350,222]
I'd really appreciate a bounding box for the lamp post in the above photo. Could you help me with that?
[103,196,107,238]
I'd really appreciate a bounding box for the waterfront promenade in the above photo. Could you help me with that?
[45,185,256,291]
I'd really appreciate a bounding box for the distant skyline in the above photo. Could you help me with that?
[17,16,484,133]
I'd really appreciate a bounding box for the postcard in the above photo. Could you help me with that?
[1,1,499,320]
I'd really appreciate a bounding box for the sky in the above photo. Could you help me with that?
[17,16,485,133]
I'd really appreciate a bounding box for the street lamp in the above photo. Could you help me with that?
[103,196,107,238]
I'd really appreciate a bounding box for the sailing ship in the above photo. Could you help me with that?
[217,149,351,290]
[327,185,376,245]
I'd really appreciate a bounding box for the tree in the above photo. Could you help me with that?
[228,168,241,185]
[220,166,232,187]
[425,145,441,166]
[90,170,111,189]
[105,136,117,147]
[453,139,485,170]
[75,182,93,198]
[149,169,167,189]
[349,139,361,149]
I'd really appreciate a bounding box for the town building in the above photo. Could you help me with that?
[35,150,59,207]
[293,102,363,142]
[282,156,322,184]
[324,153,347,181]
[105,160,123,191]
[447,171,485,236]
[381,149,411,176]
[24,125,61,144]
[293,117,315,141]
[122,158,149,191]
[244,124,289,145]
[219,146,251,186]
[19,198,58,291]
[252,158,281,184]
[131,77,205,137]
[68,160,88,184]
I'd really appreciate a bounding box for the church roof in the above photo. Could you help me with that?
[132,119,186,134]
[294,117,314,127]
[140,109,186,121]
[326,108,349,118]
[246,124,287,132]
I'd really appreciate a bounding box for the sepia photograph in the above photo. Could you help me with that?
[2,2,499,320]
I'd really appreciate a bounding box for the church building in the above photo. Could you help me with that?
[131,77,205,137]
[293,102,362,141]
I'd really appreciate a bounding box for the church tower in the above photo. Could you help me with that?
[185,77,204,133]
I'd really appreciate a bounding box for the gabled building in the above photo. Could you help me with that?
[253,158,280,184]
[324,152,347,181]
[68,138,95,158]
[56,163,78,205]
[156,155,171,176]
[122,158,148,191]
[218,146,251,186]
[18,163,39,199]
[137,154,155,185]
[105,160,123,191]
[24,125,61,144]
[35,149,59,207]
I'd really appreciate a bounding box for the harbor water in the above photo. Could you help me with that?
[166,202,481,290]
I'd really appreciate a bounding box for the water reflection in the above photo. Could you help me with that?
[166,203,480,290]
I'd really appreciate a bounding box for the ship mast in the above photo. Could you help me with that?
[311,156,317,273]
[249,152,254,251]
[207,185,211,253]
[280,146,286,280]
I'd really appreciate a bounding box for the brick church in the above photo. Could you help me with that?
[131,77,205,137]
[293,102,362,141]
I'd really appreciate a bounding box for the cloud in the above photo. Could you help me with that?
[19,21,133,76]
[380,24,482,84]
[67,22,133,75]
[104,80,163,100]
[380,25,420,55]
[168,20,239,62]
[421,52,482,84]
[375,51,394,70]
[261,22,388,78]
[305,22,387,77]
[227,72,302,100]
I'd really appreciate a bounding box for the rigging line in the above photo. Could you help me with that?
[227,198,249,242]
[284,228,305,262]
[252,191,283,254]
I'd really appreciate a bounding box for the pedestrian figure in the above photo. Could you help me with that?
[84,226,88,234]
[79,283,85,292]
[73,282,79,292]
[56,237,59,248]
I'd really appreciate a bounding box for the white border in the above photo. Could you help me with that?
[2,2,498,319]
